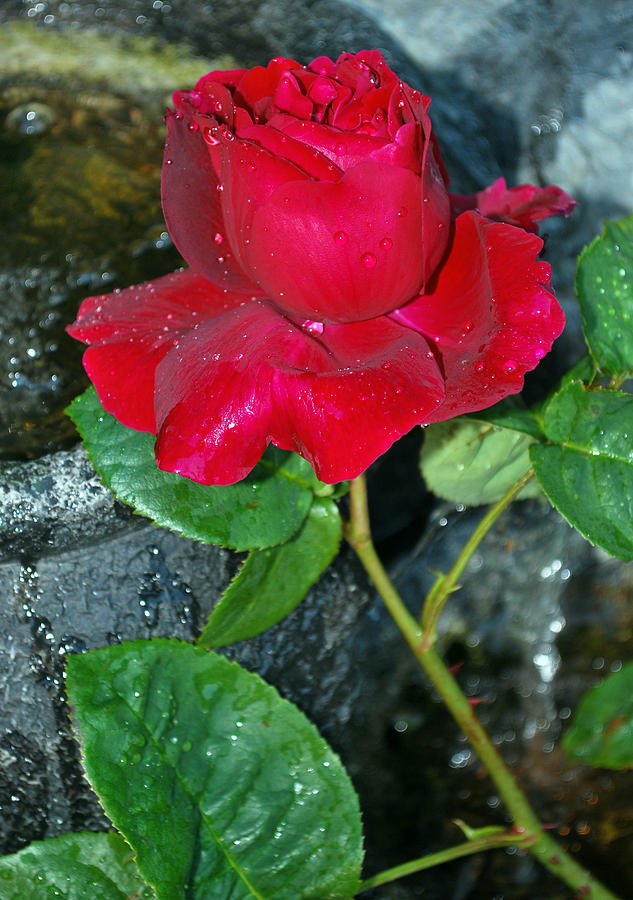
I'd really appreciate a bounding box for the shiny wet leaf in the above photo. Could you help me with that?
[66,639,363,900]
[531,380,633,560]
[67,387,323,551]
[563,662,633,768]
[0,831,154,899]
[420,417,541,505]
[576,214,633,376]
[199,497,341,649]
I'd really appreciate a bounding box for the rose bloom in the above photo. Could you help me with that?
[68,51,574,485]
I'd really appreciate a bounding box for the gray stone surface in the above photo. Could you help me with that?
[1,492,372,853]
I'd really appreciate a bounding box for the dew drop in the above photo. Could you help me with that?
[381,361,392,370]
[502,359,518,375]
[334,230,348,245]
[361,252,377,268]
[425,350,434,359]
[335,142,346,155]
[247,162,256,172]
[214,232,223,245]
[174,111,183,120]
[475,362,484,373]
[188,121,199,132]
[302,319,324,336]
[397,206,408,217]
[461,320,473,333]
[165,158,173,165]
[380,237,393,250]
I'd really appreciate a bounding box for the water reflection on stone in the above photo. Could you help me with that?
[353,499,633,897]
[0,64,184,459]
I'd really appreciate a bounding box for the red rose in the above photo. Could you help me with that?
[68,51,573,486]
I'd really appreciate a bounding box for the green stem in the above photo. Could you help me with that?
[344,473,621,900]
[357,827,533,893]
[421,468,534,644]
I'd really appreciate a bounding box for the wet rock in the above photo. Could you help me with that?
[0,506,372,853]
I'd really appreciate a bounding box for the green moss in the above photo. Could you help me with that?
[0,21,235,98]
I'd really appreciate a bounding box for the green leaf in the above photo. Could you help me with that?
[198,498,341,649]
[576,214,633,375]
[469,398,545,440]
[66,640,363,900]
[67,387,324,551]
[420,418,541,506]
[563,662,633,768]
[0,832,154,899]
[531,380,633,560]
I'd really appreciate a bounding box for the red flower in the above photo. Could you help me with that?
[451,177,576,232]
[68,51,572,486]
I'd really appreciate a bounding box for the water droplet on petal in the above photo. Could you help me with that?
[381,361,392,370]
[380,237,393,250]
[334,230,348,245]
[214,232,223,245]
[425,350,434,359]
[247,162,256,172]
[502,359,518,375]
[188,121,199,132]
[335,142,346,155]
[461,320,473,333]
[475,362,484,373]
[302,319,324,336]
[165,158,173,165]
[361,252,377,268]
[397,206,408,217]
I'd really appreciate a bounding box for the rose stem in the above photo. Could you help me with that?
[357,827,533,893]
[343,472,621,900]
[420,468,534,646]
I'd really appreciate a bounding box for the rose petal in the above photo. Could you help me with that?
[212,131,313,277]
[248,162,435,322]
[450,177,577,232]
[195,68,248,93]
[161,110,258,294]
[419,105,452,282]
[233,57,302,121]
[154,301,444,484]
[391,211,565,420]
[236,121,342,181]
[264,113,390,172]
[66,269,246,432]
[271,69,314,119]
